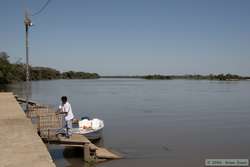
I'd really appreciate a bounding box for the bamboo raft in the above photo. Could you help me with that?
[16,97,121,163]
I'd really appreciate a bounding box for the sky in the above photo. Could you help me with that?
[0,0,250,76]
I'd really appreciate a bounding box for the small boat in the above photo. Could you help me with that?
[72,118,104,140]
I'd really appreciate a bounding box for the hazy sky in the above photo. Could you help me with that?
[1,0,250,75]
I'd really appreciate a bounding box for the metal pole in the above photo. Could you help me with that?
[24,13,32,112]
[25,22,29,112]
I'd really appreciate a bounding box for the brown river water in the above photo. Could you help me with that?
[2,79,250,167]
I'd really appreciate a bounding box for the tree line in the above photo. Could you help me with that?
[1,52,249,84]
[102,74,249,80]
[143,74,250,80]
[0,52,100,84]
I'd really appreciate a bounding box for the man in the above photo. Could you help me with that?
[57,96,74,138]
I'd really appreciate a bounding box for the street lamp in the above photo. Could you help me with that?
[24,12,33,112]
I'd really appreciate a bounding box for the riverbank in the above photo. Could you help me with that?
[0,92,55,167]
[102,74,250,80]
[1,52,249,83]
[0,52,100,84]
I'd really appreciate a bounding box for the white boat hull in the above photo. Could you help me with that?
[72,119,104,140]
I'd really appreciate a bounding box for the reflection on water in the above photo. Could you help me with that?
[2,79,250,167]
[48,138,104,167]
[48,145,86,167]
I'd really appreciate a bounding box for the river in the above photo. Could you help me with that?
[3,79,250,167]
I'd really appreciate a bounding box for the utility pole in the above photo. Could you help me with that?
[24,11,32,112]
[23,0,50,112]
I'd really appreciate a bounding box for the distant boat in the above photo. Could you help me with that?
[72,118,104,140]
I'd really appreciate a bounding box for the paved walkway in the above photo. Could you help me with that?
[0,93,55,167]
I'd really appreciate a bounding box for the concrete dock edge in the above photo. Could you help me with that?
[0,93,56,167]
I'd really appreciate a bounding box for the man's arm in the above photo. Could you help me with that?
[56,105,67,115]
[56,110,66,115]
[56,104,69,115]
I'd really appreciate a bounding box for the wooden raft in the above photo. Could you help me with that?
[25,105,121,163]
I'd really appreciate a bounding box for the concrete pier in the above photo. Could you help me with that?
[0,93,55,167]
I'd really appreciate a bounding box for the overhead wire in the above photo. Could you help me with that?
[31,0,51,16]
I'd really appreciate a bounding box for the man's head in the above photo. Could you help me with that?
[61,96,67,104]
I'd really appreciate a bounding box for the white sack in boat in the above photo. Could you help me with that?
[79,119,92,129]
[92,118,101,130]
[79,118,103,130]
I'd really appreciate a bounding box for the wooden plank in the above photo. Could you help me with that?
[58,134,90,144]
[15,95,42,106]
[84,143,91,162]
[95,148,122,159]
[89,143,122,159]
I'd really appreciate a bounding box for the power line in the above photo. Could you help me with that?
[31,0,51,16]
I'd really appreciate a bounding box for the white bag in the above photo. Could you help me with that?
[79,119,92,129]
[91,118,101,130]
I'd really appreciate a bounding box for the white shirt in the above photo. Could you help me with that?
[59,102,74,121]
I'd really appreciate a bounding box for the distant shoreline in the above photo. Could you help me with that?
[1,52,250,83]
[101,74,250,81]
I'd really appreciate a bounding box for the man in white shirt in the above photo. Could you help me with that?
[58,96,74,138]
